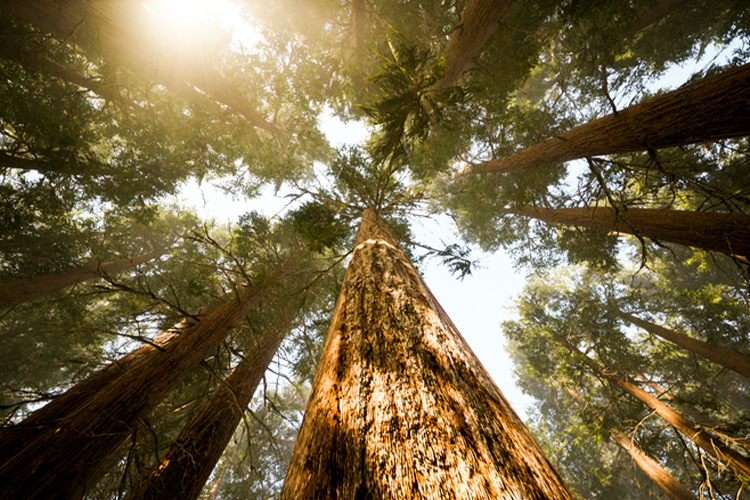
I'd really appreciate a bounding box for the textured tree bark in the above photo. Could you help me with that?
[0,260,293,500]
[555,334,750,479]
[124,312,295,500]
[518,206,750,258]
[0,249,168,309]
[459,63,750,175]
[611,431,698,500]
[611,308,750,380]
[566,387,697,500]
[0,0,283,136]
[431,0,517,93]
[280,209,573,499]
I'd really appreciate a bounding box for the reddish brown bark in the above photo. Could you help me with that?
[124,312,294,500]
[611,431,698,500]
[280,209,572,499]
[611,308,750,380]
[0,0,282,136]
[0,249,167,309]
[519,206,750,258]
[0,260,293,499]
[431,0,517,92]
[555,334,750,479]
[0,288,233,461]
[566,387,697,500]
[460,63,750,175]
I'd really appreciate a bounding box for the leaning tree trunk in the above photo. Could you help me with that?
[280,209,572,499]
[0,249,168,309]
[565,387,697,500]
[0,287,237,462]
[611,431,698,500]
[554,333,750,479]
[610,307,750,379]
[519,206,750,258]
[0,0,283,136]
[0,260,293,500]
[459,63,750,175]
[430,0,517,93]
[124,310,297,500]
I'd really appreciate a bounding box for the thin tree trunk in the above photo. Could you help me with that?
[0,260,293,499]
[0,249,167,309]
[565,387,697,500]
[634,375,723,430]
[280,209,572,499]
[352,0,366,57]
[611,308,750,379]
[124,309,296,500]
[0,0,283,136]
[518,206,750,258]
[554,333,750,479]
[459,63,750,175]
[431,0,517,92]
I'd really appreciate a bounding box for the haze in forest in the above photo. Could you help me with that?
[0,0,749,499]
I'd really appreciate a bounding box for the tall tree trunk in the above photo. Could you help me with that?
[625,0,691,38]
[0,260,293,500]
[0,0,283,136]
[0,249,168,309]
[610,307,750,379]
[124,309,296,500]
[553,333,750,479]
[431,0,517,93]
[280,209,572,499]
[459,63,750,175]
[610,431,698,500]
[518,206,750,258]
[0,288,235,461]
[565,387,697,500]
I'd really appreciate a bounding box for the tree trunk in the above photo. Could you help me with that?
[0,249,167,309]
[518,206,750,258]
[280,209,572,499]
[554,333,750,479]
[625,0,691,38]
[0,0,283,136]
[0,287,234,461]
[0,260,293,500]
[611,431,698,500]
[124,311,295,500]
[431,0,516,93]
[565,387,697,500]
[611,308,750,379]
[460,63,750,175]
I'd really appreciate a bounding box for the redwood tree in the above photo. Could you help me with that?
[0,260,293,499]
[518,206,750,258]
[124,307,298,500]
[0,248,167,309]
[459,63,750,175]
[280,209,572,499]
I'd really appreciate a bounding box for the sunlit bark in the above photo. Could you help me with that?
[518,206,750,258]
[280,209,572,499]
[460,63,750,175]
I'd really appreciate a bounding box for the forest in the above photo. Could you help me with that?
[0,0,749,498]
